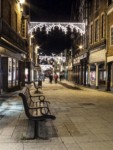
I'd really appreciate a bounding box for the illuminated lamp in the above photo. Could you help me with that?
[79,45,83,49]
[19,0,25,4]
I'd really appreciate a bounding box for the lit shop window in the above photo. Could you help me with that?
[25,68,28,82]
[13,59,16,86]
[16,61,18,85]
[8,58,12,87]
[8,58,18,88]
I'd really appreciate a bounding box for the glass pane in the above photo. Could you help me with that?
[13,59,16,86]
[8,58,12,87]
[16,61,18,85]
[25,68,28,82]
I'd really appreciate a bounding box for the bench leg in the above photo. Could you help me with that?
[34,120,48,140]
[34,120,38,139]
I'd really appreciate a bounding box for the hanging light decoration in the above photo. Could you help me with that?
[29,22,85,35]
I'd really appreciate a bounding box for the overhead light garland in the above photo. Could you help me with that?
[29,22,85,35]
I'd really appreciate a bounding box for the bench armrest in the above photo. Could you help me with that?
[30,96,50,104]
[30,95,45,101]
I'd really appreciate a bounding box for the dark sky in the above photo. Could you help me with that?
[30,0,74,22]
[29,0,76,55]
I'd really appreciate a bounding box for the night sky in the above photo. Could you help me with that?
[30,0,74,22]
[30,0,76,55]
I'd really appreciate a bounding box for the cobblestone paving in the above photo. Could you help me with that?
[0,79,113,149]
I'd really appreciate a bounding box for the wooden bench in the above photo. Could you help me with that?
[33,80,42,92]
[19,86,56,139]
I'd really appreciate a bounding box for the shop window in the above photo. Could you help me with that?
[25,68,28,82]
[90,71,96,85]
[13,59,16,86]
[16,61,18,85]
[8,58,12,87]
[8,58,18,88]
[110,26,113,46]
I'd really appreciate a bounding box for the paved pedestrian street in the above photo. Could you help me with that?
[0,79,113,150]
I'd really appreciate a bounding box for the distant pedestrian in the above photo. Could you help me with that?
[54,73,58,83]
[59,73,62,81]
[49,74,53,83]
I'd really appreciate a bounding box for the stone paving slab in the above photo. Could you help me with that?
[0,79,113,149]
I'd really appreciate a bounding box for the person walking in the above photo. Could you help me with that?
[59,72,62,81]
[54,73,58,83]
[49,74,53,83]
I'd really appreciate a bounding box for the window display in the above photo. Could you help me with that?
[8,58,18,88]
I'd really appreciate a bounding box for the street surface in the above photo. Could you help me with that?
[0,79,113,150]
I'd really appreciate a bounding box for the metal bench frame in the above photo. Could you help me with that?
[19,86,56,139]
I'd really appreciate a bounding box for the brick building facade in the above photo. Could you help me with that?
[0,0,29,93]
[70,0,113,90]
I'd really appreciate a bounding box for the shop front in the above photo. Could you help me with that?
[73,52,88,85]
[88,48,106,88]
[73,57,81,84]
[25,61,34,83]
[0,49,25,93]
[106,55,113,91]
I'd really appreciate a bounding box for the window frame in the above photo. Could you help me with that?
[110,25,113,46]
[101,13,105,39]
[8,58,18,88]
[95,18,99,42]
[90,23,93,44]
[95,0,100,10]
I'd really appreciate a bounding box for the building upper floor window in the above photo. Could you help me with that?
[14,12,17,32]
[8,2,11,26]
[108,0,113,6]
[83,1,89,20]
[90,24,93,44]
[95,19,99,42]
[101,14,105,39]
[110,26,113,46]
[95,0,99,10]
